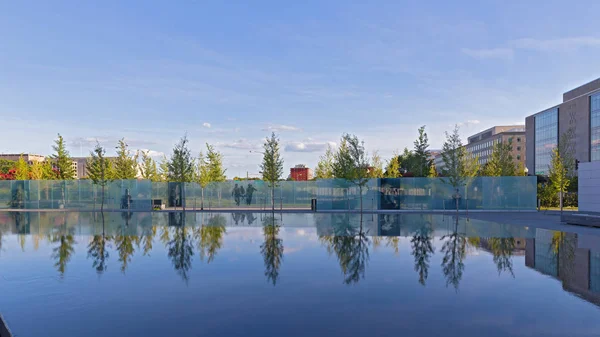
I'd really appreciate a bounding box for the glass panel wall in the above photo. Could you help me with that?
[535,107,559,175]
[0,177,537,211]
[591,92,600,161]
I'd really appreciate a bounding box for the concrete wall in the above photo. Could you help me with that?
[525,115,535,173]
[563,78,600,102]
[559,95,591,163]
[579,161,600,212]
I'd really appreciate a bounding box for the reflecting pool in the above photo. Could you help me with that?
[1,211,599,337]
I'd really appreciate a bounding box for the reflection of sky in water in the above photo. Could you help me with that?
[0,212,600,337]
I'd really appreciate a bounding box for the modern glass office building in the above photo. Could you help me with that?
[533,107,558,175]
[525,78,600,176]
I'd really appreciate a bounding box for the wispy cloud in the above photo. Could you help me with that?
[284,140,336,153]
[139,149,165,157]
[461,48,514,60]
[511,36,600,51]
[220,139,261,150]
[454,119,481,128]
[262,124,302,132]
[202,122,211,128]
[463,36,600,60]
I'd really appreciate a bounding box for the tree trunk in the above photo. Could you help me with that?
[101,184,105,213]
[271,183,275,211]
[182,183,186,212]
[559,190,563,214]
[201,187,204,210]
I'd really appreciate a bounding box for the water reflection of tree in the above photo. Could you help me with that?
[551,231,577,286]
[196,214,227,263]
[489,238,515,277]
[167,214,194,283]
[142,226,157,256]
[321,215,370,285]
[114,214,140,273]
[260,214,284,285]
[88,213,112,274]
[49,234,76,276]
[440,217,466,290]
[49,214,76,276]
[411,222,434,286]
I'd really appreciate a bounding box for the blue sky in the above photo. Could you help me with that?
[2,1,600,178]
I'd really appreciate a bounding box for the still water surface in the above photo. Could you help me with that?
[1,211,599,337]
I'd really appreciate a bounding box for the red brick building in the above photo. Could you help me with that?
[290,165,313,181]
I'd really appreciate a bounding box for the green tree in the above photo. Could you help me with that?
[168,134,195,211]
[315,144,335,179]
[205,144,226,182]
[549,128,576,213]
[51,134,76,179]
[413,125,432,177]
[139,150,159,182]
[87,142,114,212]
[167,221,195,283]
[0,159,15,174]
[195,150,210,209]
[260,132,284,210]
[158,155,170,182]
[14,155,29,180]
[398,147,418,174]
[384,152,401,178]
[332,134,371,212]
[30,160,55,180]
[441,125,465,190]
[369,151,384,178]
[483,140,516,176]
[549,148,570,212]
[428,163,438,177]
[440,217,467,290]
[113,138,139,180]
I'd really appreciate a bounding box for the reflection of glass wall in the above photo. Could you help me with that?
[535,107,558,175]
[591,93,600,161]
[591,251,600,293]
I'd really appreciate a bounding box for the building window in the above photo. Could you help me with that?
[517,155,521,161]
[517,137,521,143]
[517,146,521,151]
[592,93,600,161]
[535,107,558,175]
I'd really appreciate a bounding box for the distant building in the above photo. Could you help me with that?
[465,125,526,167]
[0,153,45,165]
[72,156,117,179]
[526,77,600,175]
[432,126,526,173]
[290,164,313,181]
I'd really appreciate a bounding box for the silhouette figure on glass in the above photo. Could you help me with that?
[441,216,467,290]
[261,213,284,285]
[240,185,245,204]
[244,212,257,225]
[121,188,132,210]
[246,184,256,206]
[232,212,241,225]
[232,184,241,206]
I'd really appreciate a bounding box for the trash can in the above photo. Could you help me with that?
[311,198,317,212]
